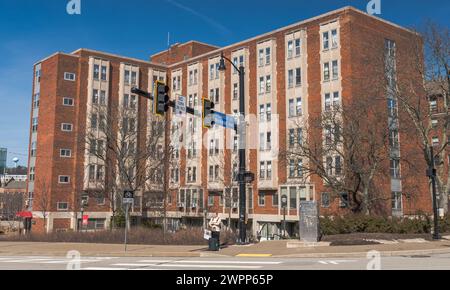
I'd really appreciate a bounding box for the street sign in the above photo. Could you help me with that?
[175,95,186,117]
[123,190,134,204]
[213,111,236,130]
[82,215,89,226]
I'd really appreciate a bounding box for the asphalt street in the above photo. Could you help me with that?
[0,254,449,270]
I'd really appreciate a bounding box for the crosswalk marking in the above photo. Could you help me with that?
[83,267,128,270]
[138,260,282,265]
[111,263,262,269]
[318,260,356,265]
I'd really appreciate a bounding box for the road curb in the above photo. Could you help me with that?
[272,248,450,258]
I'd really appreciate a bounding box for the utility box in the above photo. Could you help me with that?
[299,201,320,243]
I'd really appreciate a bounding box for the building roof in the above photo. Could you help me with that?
[2,180,27,190]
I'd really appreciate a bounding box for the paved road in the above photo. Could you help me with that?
[0,254,449,270]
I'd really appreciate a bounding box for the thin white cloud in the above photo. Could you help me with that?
[164,0,232,37]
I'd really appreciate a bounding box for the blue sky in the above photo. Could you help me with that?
[0,0,448,167]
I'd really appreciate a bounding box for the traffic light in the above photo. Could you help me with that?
[202,98,215,128]
[154,81,170,116]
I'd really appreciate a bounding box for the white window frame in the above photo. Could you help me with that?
[61,123,73,132]
[64,72,76,81]
[60,149,72,158]
[63,97,74,106]
[57,202,69,211]
[58,175,70,184]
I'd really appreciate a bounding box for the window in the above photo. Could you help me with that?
[273,193,279,207]
[295,98,302,116]
[208,195,214,206]
[289,99,295,117]
[321,192,330,208]
[388,99,398,117]
[93,64,100,79]
[265,47,271,65]
[432,137,440,146]
[430,99,438,112]
[392,192,402,210]
[35,69,41,83]
[259,105,265,122]
[266,104,272,121]
[210,64,215,80]
[29,167,35,181]
[266,132,272,151]
[390,159,401,179]
[431,119,438,128]
[258,49,264,66]
[332,60,339,80]
[385,39,396,58]
[267,161,272,179]
[295,68,301,86]
[259,77,265,94]
[215,88,220,103]
[92,89,99,104]
[260,162,266,179]
[124,70,130,84]
[59,176,70,184]
[63,97,74,106]
[289,129,295,148]
[60,149,72,158]
[326,156,333,175]
[33,93,40,108]
[323,32,329,50]
[61,123,73,132]
[64,72,76,81]
[57,202,69,211]
[288,69,294,88]
[215,63,220,79]
[289,187,297,209]
[331,29,338,48]
[289,159,295,178]
[295,39,301,56]
[32,117,38,132]
[287,40,294,59]
[339,192,349,208]
[335,156,342,176]
[324,93,331,111]
[333,92,340,108]
[30,142,37,157]
[323,62,330,82]
[266,75,271,93]
[260,133,265,151]
[233,83,238,100]
[297,159,303,177]
[258,192,265,206]
[297,128,303,145]
[131,71,137,85]
[389,129,400,149]
[101,66,107,81]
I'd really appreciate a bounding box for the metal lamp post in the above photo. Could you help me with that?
[427,146,441,240]
[218,52,247,244]
[281,195,288,239]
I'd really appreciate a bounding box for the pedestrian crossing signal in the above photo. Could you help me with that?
[202,98,215,128]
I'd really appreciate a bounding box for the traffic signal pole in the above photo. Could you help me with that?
[237,65,247,244]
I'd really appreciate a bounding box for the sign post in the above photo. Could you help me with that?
[175,95,187,117]
[123,190,134,252]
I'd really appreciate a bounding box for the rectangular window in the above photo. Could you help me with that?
[259,77,265,94]
[289,159,295,178]
[266,132,272,151]
[289,99,295,117]
[33,93,40,108]
[208,195,214,206]
[267,161,272,179]
[61,123,73,132]
[389,129,400,149]
[259,105,265,122]
[295,39,301,56]
[210,64,215,80]
[392,192,402,210]
[260,162,265,179]
[265,47,271,65]
[57,202,69,211]
[335,156,342,176]
[323,62,330,82]
[331,29,338,48]
[59,176,70,184]
[93,64,100,79]
[288,69,294,88]
[258,49,264,66]
[131,71,137,85]
[323,32,329,50]
[287,40,294,59]
[258,192,265,206]
[332,60,339,80]
[289,187,297,209]
[295,68,301,86]
[325,93,331,111]
[63,97,74,106]
[32,117,38,132]
[124,70,130,84]
[296,98,302,116]
[390,159,401,179]
[321,192,330,208]
[340,192,349,208]
[260,133,265,151]
[266,75,271,93]
[215,88,220,103]
[60,149,72,158]
[333,92,340,107]
[64,72,76,81]
[289,129,295,148]
[266,104,272,121]
[92,89,99,104]
[101,66,107,81]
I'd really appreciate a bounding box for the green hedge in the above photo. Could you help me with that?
[319,214,450,235]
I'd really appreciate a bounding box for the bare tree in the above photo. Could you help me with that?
[35,180,50,233]
[282,94,393,215]
[84,101,168,229]
[389,21,450,214]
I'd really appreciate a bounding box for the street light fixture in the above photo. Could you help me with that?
[218,52,248,244]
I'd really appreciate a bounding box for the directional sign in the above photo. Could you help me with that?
[213,111,236,130]
[175,95,186,117]
[123,190,134,204]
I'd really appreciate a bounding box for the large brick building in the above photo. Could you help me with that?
[26,6,432,236]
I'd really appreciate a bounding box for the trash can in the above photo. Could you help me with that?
[208,237,219,251]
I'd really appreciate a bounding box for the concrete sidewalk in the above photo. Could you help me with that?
[1,239,450,258]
